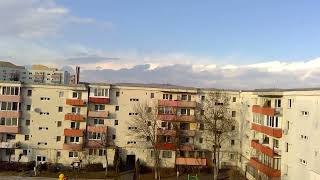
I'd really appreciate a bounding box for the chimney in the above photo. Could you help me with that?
[76,66,80,84]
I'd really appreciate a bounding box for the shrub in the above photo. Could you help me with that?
[85,163,104,171]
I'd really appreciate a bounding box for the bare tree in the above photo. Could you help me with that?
[197,91,237,180]
[129,102,161,180]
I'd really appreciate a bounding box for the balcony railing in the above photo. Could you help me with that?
[157,114,196,122]
[0,126,19,134]
[252,105,275,116]
[0,95,21,102]
[155,143,176,150]
[86,140,104,148]
[0,111,21,118]
[176,158,206,166]
[0,141,17,148]
[87,125,107,133]
[89,97,110,104]
[157,129,176,136]
[63,143,82,151]
[158,100,196,108]
[88,111,108,118]
[64,129,84,137]
[179,144,194,151]
[180,130,196,137]
[251,140,279,157]
[66,99,86,106]
[64,114,85,122]
[250,157,281,177]
[251,123,282,138]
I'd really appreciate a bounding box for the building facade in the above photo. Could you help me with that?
[0,79,319,180]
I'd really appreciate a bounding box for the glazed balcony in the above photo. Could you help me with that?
[157,129,176,136]
[0,95,21,102]
[0,141,18,148]
[179,144,194,151]
[87,125,107,133]
[86,140,104,148]
[155,143,176,150]
[251,123,282,138]
[64,113,85,122]
[157,114,196,122]
[0,111,21,118]
[176,158,206,166]
[250,157,281,178]
[88,111,108,118]
[0,126,19,134]
[180,130,196,137]
[66,99,86,106]
[158,100,196,108]
[63,143,82,151]
[251,140,279,157]
[64,129,84,137]
[89,97,110,104]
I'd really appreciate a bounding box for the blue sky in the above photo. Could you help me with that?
[1,0,320,88]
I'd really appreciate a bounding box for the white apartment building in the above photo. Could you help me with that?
[0,78,319,180]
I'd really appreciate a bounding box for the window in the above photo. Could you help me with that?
[114,120,118,126]
[72,107,80,114]
[180,109,190,115]
[275,99,281,108]
[201,95,205,101]
[232,97,236,102]
[27,90,32,96]
[199,123,204,130]
[181,94,191,101]
[71,122,80,129]
[23,150,28,156]
[69,151,78,158]
[88,132,101,140]
[57,121,62,127]
[70,137,80,143]
[58,107,63,112]
[25,135,29,141]
[288,99,292,108]
[231,125,235,131]
[115,106,119,111]
[232,111,236,117]
[0,102,18,111]
[36,155,46,162]
[150,93,154,98]
[116,91,120,97]
[72,92,80,99]
[94,104,105,111]
[94,119,104,125]
[231,139,235,146]
[286,143,289,152]
[273,139,279,148]
[199,138,203,143]
[26,120,30,126]
[112,135,116,140]
[162,151,172,158]
[302,111,309,116]
[201,110,204,115]
[300,159,307,165]
[26,105,31,111]
[0,118,18,126]
[2,86,19,95]
[93,88,109,97]
[230,153,234,160]
[163,94,172,100]
[56,151,61,158]
[56,136,61,142]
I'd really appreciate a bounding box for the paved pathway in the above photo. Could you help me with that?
[0,176,113,180]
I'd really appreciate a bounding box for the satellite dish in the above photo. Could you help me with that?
[34,108,41,113]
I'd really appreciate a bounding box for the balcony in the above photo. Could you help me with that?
[0,126,19,134]
[252,105,275,116]
[87,125,107,133]
[89,97,110,104]
[251,123,282,138]
[64,129,84,137]
[176,158,206,166]
[88,111,108,118]
[179,144,194,151]
[180,130,196,137]
[155,143,176,150]
[66,99,86,106]
[0,111,21,118]
[158,114,196,122]
[250,158,281,177]
[0,95,21,102]
[158,100,196,108]
[157,129,176,136]
[251,140,279,157]
[64,114,85,122]
[86,140,104,148]
[63,143,82,151]
[0,141,17,148]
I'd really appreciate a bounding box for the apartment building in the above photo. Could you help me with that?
[0,78,319,180]
[0,61,72,85]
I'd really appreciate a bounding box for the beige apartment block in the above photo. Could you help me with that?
[0,79,320,180]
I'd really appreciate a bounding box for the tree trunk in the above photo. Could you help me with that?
[105,149,108,179]
[154,150,160,180]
